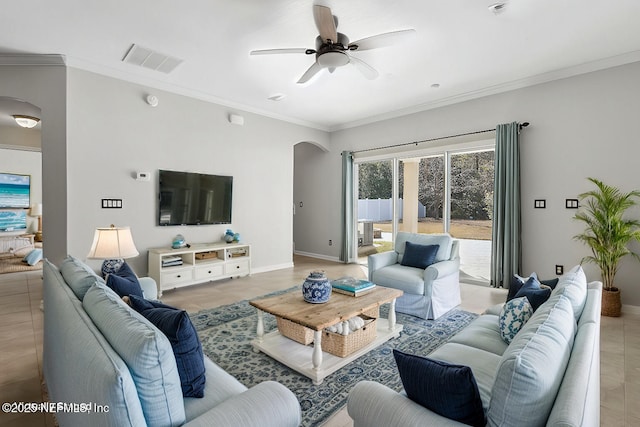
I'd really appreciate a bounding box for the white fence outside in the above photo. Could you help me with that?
[358,198,426,222]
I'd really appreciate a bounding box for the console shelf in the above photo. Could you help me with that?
[148,242,251,297]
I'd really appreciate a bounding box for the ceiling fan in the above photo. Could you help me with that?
[250,5,416,84]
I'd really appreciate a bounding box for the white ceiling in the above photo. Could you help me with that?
[1,0,640,131]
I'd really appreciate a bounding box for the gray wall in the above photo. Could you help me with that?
[294,60,640,307]
[66,69,329,275]
[0,62,68,264]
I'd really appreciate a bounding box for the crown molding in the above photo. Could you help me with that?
[0,54,66,66]
[329,50,640,132]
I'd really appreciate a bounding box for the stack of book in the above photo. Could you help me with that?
[162,256,183,267]
[331,277,376,297]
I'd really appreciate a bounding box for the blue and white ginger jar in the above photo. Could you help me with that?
[302,271,332,304]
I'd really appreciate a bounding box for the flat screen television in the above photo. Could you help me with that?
[158,170,233,226]
[0,172,30,209]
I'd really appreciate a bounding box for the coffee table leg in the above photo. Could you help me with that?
[254,309,264,353]
[388,298,397,331]
[312,330,323,372]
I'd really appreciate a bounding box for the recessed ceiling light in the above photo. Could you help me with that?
[268,93,286,101]
[488,2,507,14]
[430,83,440,89]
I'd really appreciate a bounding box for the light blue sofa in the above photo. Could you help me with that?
[348,265,601,426]
[368,232,461,319]
[42,257,301,427]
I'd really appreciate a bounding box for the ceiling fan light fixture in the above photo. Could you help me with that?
[317,51,349,68]
[13,115,40,128]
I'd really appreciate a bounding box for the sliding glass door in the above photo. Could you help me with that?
[449,150,494,283]
[355,147,494,284]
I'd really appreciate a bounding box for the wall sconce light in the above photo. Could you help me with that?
[13,115,40,128]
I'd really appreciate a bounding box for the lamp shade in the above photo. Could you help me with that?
[87,225,139,259]
[30,203,42,217]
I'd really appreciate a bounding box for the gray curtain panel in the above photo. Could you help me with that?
[491,122,521,288]
[341,151,354,263]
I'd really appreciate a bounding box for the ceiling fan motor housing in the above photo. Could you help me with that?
[315,32,351,67]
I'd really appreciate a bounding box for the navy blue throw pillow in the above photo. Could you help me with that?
[400,242,440,269]
[507,273,559,302]
[129,295,206,398]
[514,276,552,311]
[393,350,485,427]
[105,261,143,298]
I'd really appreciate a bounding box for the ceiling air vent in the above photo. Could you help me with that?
[122,44,183,74]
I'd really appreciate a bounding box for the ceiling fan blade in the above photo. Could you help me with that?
[250,48,309,55]
[297,62,323,84]
[348,55,379,80]
[313,5,338,43]
[349,29,416,51]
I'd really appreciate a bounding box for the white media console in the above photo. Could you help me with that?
[148,242,250,297]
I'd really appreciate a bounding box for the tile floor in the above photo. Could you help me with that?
[0,255,638,426]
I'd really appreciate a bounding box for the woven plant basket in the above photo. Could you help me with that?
[601,288,622,317]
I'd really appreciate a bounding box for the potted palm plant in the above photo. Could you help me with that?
[573,177,640,316]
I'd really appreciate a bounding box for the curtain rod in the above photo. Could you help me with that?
[350,122,529,155]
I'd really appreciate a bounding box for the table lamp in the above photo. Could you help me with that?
[30,203,43,242]
[87,224,139,277]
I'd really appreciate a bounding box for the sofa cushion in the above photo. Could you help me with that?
[23,248,43,266]
[551,265,587,320]
[371,264,425,295]
[59,255,105,300]
[393,350,485,427]
[400,242,439,269]
[129,295,206,398]
[514,276,551,311]
[447,314,508,356]
[105,261,143,298]
[395,232,453,263]
[487,295,576,427]
[507,273,559,302]
[499,297,533,344]
[83,283,185,427]
[183,357,248,421]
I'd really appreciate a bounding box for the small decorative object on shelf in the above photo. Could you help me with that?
[172,234,187,249]
[223,229,240,243]
[302,270,332,303]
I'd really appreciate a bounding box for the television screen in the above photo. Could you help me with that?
[0,172,30,209]
[158,170,233,226]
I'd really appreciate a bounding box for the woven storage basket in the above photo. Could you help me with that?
[601,288,621,317]
[277,317,314,345]
[322,315,377,357]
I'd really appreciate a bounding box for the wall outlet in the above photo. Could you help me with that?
[329,240,332,246]
[555,265,564,275]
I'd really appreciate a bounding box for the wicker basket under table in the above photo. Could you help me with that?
[277,313,377,357]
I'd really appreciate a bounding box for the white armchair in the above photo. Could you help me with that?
[368,232,461,319]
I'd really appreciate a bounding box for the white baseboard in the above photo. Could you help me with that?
[251,262,294,275]
[622,304,640,315]
[293,250,341,263]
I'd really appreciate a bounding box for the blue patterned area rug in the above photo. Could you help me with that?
[190,287,478,427]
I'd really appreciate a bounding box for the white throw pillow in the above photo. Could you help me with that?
[499,296,533,344]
